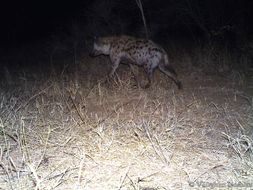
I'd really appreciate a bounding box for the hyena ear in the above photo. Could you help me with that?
[93,36,99,43]
[94,36,98,41]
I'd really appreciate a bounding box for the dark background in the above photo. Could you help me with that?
[1,0,252,45]
[0,0,252,68]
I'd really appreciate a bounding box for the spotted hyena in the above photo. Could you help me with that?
[90,35,182,89]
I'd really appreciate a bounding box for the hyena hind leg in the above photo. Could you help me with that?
[129,64,141,88]
[143,65,155,89]
[158,64,182,89]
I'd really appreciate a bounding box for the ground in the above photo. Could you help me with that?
[0,48,252,190]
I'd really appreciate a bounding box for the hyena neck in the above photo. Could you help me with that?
[94,42,111,55]
[102,44,111,55]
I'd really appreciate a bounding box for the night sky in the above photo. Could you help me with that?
[0,0,252,50]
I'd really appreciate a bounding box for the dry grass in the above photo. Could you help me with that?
[0,51,253,190]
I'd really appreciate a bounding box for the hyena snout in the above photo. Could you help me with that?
[89,49,101,57]
[89,46,102,57]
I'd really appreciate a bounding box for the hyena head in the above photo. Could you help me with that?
[90,37,111,57]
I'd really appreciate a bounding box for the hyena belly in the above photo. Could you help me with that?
[90,36,182,89]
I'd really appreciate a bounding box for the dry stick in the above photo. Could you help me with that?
[52,167,70,189]
[15,83,53,113]
[67,91,86,125]
[47,167,76,181]
[137,171,160,183]
[83,76,111,102]
[19,117,41,188]
[0,162,14,190]
[20,117,31,163]
[118,164,131,190]
[36,126,51,170]
[8,156,17,173]
[127,175,138,190]
[27,162,42,190]
[150,102,161,116]
[223,132,252,157]
[1,114,18,142]
[135,0,149,39]
[192,164,224,183]
[4,133,18,143]
[89,99,134,131]
[153,135,170,164]
[69,81,134,130]
[236,119,245,131]
[78,157,85,185]
[0,119,15,190]
[0,123,14,189]
[143,124,170,165]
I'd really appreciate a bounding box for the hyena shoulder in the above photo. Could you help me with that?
[109,36,162,54]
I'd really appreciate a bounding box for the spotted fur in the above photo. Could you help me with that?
[90,35,182,89]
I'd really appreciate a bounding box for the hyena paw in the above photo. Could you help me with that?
[106,74,116,84]
[177,81,182,89]
[140,81,151,89]
[108,72,115,78]
[106,76,112,83]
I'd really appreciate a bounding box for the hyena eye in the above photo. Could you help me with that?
[94,36,99,44]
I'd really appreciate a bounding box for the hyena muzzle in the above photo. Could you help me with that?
[90,35,182,89]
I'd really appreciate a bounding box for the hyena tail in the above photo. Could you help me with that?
[159,54,182,89]
[163,54,177,76]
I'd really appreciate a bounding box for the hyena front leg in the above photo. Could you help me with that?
[109,58,120,78]
[158,64,182,89]
[143,64,154,88]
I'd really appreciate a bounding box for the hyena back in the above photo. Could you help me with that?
[90,35,182,89]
